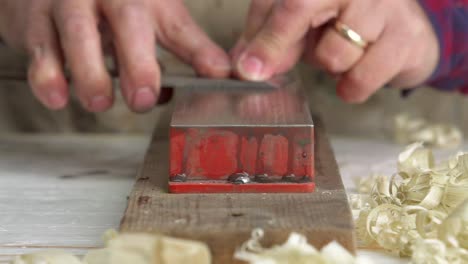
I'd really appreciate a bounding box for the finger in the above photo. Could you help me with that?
[337,29,410,103]
[314,27,366,74]
[101,1,159,113]
[154,0,231,78]
[233,0,304,78]
[302,29,324,66]
[315,0,385,74]
[230,0,275,61]
[53,1,113,112]
[26,7,68,110]
[236,0,346,81]
[274,40,306,74]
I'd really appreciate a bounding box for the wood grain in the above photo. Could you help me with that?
[120,116,355,263]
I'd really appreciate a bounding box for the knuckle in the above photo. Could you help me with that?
[158,13,194,44]
[29,64,60,90]
[278,0,309,14]
[76,76,111,97]
[21,17,44,49]
[315,35,356,73]
[347,69,373,90]
[74,68,110,89]
[114,1,145,19]
[316,49,345,73]
[256,27,288,55]
[24,25,46,49]
[61,13,94,41]
[127,65,159,87]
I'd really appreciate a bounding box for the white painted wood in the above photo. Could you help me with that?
[0,135,149,263]
[3,134,461,263]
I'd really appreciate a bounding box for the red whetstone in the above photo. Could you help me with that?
[169,74,315,193]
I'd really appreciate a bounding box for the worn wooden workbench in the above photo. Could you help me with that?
[1,133,458,263]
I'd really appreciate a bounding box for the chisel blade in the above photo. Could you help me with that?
[161,75,276,92]
[0,69,276,92]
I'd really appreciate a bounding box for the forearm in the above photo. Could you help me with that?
[418,0,468,92]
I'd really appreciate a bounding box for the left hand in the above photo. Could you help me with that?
[231,0,439,103]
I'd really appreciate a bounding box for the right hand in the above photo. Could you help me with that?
[0,0,231,112]
[231,0,439,103]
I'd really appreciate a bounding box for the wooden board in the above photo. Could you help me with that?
[120,116,355,263]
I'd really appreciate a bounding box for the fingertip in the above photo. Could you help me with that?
[116,58,161,113]
[193,50,232,78]
[45,90,68,110]
[131,86,157,113]
[235,52,270,81]
[87,95,113,112]
[336,80,370,104]
[28,57,69,110]
[76,74,114,112]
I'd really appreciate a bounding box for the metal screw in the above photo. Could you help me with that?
[228,173,251,185]
[170,174,187,182]
[299,176,311,183]
[282,174,297,182]
[254,174,271,183]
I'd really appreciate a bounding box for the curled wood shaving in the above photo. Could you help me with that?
[12,251,82,264]
[10,232,211,264]
[394,113,462,148]
[354,142,468,262]
[234,228,372,264]
[354,174,388,196]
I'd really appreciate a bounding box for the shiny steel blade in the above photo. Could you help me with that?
[0,69,276,91]
[162,75,276,91]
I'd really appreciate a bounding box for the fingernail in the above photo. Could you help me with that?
[47,91,66,109]
[237,55,265,81]
[89,95,111,112]
[132,87,156,112]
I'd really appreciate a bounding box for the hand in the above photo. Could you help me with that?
[231,0,439,103]
[0,0,231,112]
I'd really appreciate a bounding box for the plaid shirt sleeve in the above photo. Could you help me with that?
[418,0,468,93]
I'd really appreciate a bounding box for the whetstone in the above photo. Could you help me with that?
[120,115,355,263]
[169,74,315,193]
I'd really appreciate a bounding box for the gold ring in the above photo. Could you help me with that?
[334,21,368,49]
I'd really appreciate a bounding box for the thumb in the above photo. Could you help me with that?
[235,0,344,81]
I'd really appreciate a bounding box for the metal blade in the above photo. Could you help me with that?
[161,75,276,91]
[0,69,276,91]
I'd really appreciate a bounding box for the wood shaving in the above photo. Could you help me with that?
[394,113,462,148]
[354,142,468,262]
[12,251,82,264]
[10,232,210,264]
[234,228,372,264]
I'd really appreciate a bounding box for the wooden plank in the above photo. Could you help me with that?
[120,116,355,263]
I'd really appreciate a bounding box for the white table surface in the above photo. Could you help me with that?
[1,134,460,263]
